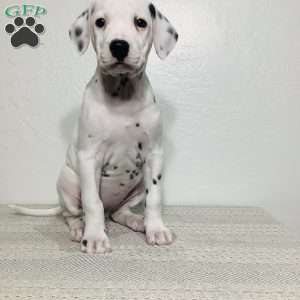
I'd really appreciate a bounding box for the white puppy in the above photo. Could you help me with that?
[9,0,178,254]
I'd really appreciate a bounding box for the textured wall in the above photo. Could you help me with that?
[0,0,299,233]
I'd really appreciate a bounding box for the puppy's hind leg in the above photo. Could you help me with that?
[111,192,146,233]
[57,165,84,242]
[60,191,84,242]
[64,214,85,242]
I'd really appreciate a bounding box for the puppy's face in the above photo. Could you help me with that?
[91,0,153,76]
[69,0,178,77]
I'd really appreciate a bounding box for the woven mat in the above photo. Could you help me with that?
[0,206,300,299]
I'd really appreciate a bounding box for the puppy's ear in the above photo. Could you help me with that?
[149,3,179,60]
[69,9,90,55]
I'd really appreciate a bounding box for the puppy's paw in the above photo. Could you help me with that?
[126,214,145,232]
[81,231,112,254]
[68,218,84,242]
[70,227,84,242]
[145,223,173,246]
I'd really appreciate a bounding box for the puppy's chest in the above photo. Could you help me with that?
[87,110,152,174]
[91,118,149,210]
[89,104,159,151]
[103,118,150,164]
[85,101,160,174]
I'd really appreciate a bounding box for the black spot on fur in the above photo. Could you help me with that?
[82,240,87,246]
[132,170,139,176]
[136,161,142,168]
[102,73,135,100]
[146,189,149,194]
[158,11,162,19]
[78,40,84,52]
[126,170,130,173]
[121,77,128,86]
[75,27,82,37]
[120,183,125,186]
[138,142,143,150]
[158,174,162,180]
[174,32,178,41]
[113,166,118,170]
[136,123,140,127]
[167,27,175,35]
[130,174,134,180]
[149,3,156,19]
[153,179,157,185]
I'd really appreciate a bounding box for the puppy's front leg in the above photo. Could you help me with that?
[78,150,111,254]
[144,146,173,246]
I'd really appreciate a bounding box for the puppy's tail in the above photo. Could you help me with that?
[8,205,63,217]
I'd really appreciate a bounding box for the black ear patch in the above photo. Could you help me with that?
[149,3,156,19]
[75,27,82,37]
[81,10,88,17]
[167,27,179,41]
[78,40,84,52]
[167,27,175,35]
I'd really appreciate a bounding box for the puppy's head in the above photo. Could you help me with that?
[69,0,178,77]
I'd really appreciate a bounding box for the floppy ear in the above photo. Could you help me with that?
[69,9,90,55]
[149,3,179,60]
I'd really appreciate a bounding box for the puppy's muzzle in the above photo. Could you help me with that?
[110,39,130,62]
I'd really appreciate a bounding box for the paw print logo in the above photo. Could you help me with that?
[5,17,45,48]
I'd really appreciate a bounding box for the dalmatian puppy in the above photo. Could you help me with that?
[9,0,178,254]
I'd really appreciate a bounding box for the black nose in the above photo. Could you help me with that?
[110,39,129,62]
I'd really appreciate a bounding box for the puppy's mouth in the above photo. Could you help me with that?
[100,56,144,77]
[109,62,134,70]
[100,61,137,76]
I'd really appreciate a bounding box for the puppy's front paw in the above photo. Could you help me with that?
[81,231,112,254]
[145,223,173,246]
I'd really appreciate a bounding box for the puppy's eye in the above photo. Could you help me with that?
[95,18,105,28]
[135,18,147,28]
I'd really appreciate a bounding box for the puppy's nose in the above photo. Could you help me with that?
[110,39,129,62]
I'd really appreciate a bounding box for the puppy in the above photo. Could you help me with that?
[9,0,179,254]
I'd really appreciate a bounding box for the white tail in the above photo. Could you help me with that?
[8,205,63,217]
